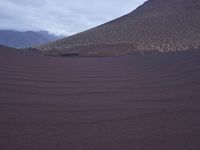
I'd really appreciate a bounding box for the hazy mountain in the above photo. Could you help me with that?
[0,30,63,48]
[38,0,200,56]
[36,31,64,42]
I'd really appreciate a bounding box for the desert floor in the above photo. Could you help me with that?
[0,48,200,150]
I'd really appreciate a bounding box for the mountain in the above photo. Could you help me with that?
[0,30,63,48]
[36,31,64,41]
[38,0,200,56]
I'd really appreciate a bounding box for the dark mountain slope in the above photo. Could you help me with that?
[0,44,17,52]
[38,0,200,56]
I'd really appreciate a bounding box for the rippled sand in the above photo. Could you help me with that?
[0,47,200,150]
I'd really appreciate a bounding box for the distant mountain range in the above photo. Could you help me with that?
[0,30,63,48]
[38,0,200,56]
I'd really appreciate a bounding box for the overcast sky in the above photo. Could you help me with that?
[0,0,146,36]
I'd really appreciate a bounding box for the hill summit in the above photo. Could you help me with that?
[38,0,200,56]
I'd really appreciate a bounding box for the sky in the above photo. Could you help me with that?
[0,0,146,36]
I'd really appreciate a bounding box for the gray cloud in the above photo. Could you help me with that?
[0,0,146,35]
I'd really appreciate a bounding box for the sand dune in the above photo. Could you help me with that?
[0,47,200,149]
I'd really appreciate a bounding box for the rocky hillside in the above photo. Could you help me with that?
[38,0,200,56]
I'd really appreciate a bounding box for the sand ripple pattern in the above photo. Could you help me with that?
[0,49,200,150]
